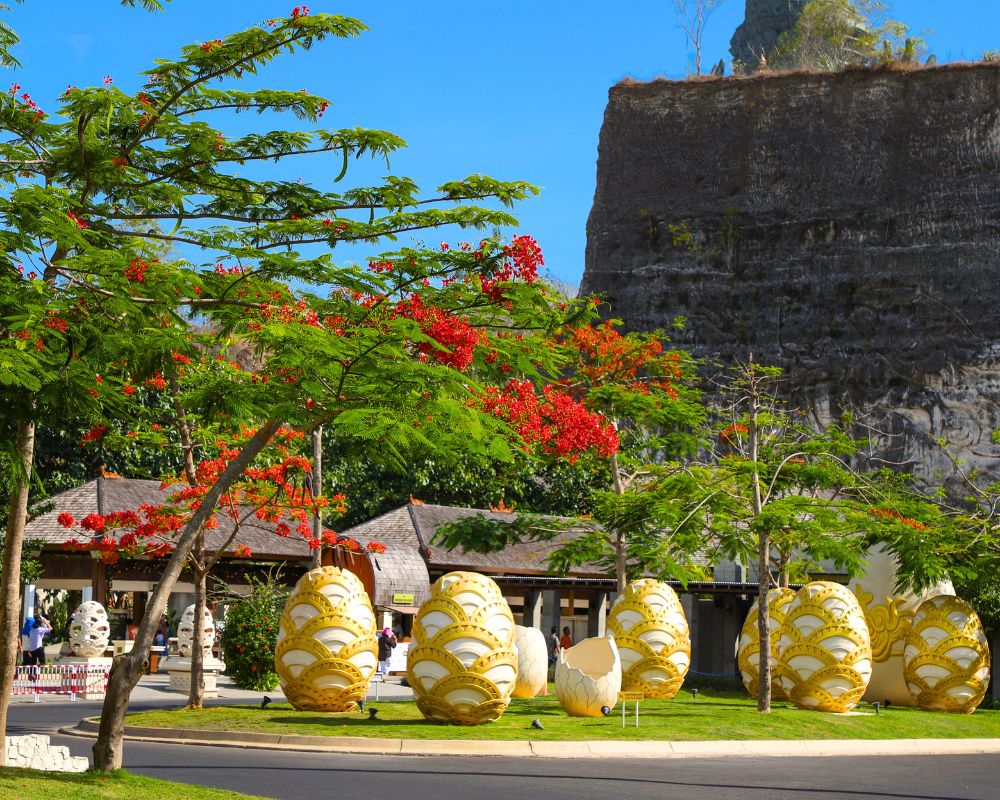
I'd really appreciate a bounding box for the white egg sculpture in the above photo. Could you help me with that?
[903,594,991,714]
[555,636,622,717]
[512,625,548,699]
[852,544,954,707]
[607,579,690,699]
[69,601,110,658]
[407,571,518,725]
[274,567,377,712]
[737,587,796,700]
[776,581,872,713]
[178,603,215,659]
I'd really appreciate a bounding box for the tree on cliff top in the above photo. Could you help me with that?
[770,0,924,71]
[672,0,727,76]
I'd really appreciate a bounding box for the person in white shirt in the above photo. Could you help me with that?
[25,615,52,666]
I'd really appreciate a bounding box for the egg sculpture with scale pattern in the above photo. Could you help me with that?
[737,587,797,700]
[274,567,378,712]
[903,594,990,714]
[607,578,690,699]
[776,581,872,712]
[407,571,518,725]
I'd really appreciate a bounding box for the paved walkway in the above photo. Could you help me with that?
[9,670,414,705]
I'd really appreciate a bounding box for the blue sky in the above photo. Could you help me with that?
[6,1,998,286]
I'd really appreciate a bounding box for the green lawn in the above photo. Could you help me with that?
[125,691,1000,742]
[0,768,266,800]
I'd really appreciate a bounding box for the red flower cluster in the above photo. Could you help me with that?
[480,380,618,462]
[481,235,543,300]
[58,512,75,528]
[145,372,167,390]
[42,313,69,333]
[124,258,149,283]
[67,212,88,229]
[868,508,929,531]
[80,424,108,445]
[200,39,223,52]
[394,294,482,371]
[233,544,253,558]
[564,321,682,399]
[719,424,749,443]
[291,5,309,18]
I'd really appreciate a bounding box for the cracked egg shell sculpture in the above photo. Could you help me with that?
[512,624,548,699]
[275,567,377,712]
[177,603,216,659]
[852,544,954,707]
[607,579,690,699]
[555,636,622,717]
[776,581,872,713]
[903,594,990,714]
[69,601,110,658]
[407,571,517,725]
[737,587,797,700]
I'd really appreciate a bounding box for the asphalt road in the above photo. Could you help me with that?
[9,700,1000,800]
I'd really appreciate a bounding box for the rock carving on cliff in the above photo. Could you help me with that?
[730,0,808,67]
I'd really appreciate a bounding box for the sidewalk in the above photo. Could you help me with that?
[9,670,414,705]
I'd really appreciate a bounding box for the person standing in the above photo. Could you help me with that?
[26,614,52,667]
[377,627,396,676]
[547,626,559,664]
[559,625,573,652]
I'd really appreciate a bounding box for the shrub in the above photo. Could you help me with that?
[219,575,287,691]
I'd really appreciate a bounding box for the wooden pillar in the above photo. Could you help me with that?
[91,559,108,606]
[992,634,1000,701]
[543,590,561,637]
[587,592,608,638]
[133,591,146,625]
[522,590,542,629]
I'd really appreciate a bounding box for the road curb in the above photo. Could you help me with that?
[61,717,1000,760]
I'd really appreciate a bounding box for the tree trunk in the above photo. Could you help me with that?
[310,426,323,569]
[756,527,772,713]
[0,418,35,756]
[187,540,207,710]
[746,357,772,713]
[92,419,283,771]
[610,449,627,593]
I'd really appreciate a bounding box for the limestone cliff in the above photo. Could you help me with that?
[581,64,1000,492]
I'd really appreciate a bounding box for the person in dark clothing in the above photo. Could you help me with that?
[377,627,396,675]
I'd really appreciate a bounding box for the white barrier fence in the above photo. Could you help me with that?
[11,664,110,702]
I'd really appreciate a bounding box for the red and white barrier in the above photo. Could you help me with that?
[11,663,110,702]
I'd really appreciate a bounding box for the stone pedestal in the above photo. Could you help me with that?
[57,657,112,700]
[167,657,225,695]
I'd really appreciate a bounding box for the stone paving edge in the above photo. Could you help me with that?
[61,717,1000,760]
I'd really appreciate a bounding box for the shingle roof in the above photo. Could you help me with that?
[26,477,311,559]
[342,503,611,578]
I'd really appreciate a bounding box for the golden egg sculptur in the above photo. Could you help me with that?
[852,544,955,707]
[275,567,378,712]
[512,624,548,699]
[903,594,991,714]
[736,587,797,700]
[555,636,622,717]
[776,581,872,713]
[407,571,518,725]
[607,578,690,699]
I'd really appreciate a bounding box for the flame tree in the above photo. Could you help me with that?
[0,9,612,769]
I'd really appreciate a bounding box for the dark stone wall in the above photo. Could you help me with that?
[582,65,1000,491]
